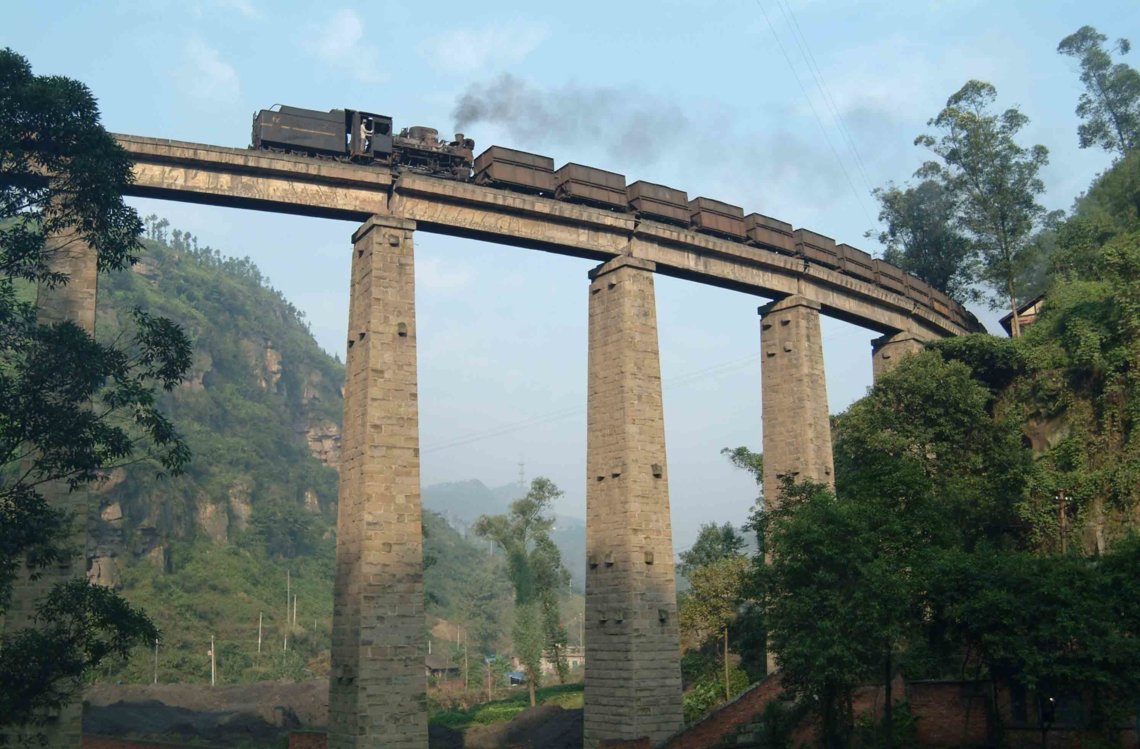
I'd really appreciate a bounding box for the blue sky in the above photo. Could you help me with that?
[5,1,1137,549]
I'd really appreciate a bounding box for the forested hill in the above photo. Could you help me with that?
[91,223,516,684]
[92,222,346,585]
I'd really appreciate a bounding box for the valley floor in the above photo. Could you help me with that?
[83,680,584,749]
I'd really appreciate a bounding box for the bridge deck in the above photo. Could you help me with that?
[114,133,977,337]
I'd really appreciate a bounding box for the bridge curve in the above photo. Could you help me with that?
[114,133,981,339]
[100,131,982,749]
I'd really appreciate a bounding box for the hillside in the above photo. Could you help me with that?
[90,225,524,684]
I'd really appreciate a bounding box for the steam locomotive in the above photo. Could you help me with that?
[251,105,475,179]
[250,105,975,331]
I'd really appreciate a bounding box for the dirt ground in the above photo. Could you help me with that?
[84,680,584,748]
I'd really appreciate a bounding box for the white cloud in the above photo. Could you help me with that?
[182,39,241,102]
[305,9,385,83]
[419,21,548,74]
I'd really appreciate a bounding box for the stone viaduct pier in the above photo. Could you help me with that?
[13,134,979,748]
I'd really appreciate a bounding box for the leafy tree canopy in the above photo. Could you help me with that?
[1058,25,1140,156]
[678,522,746,575]
[0,48,191,730]
[871,179,978,303]
[915,80,1051,334]
[473,477,569,704]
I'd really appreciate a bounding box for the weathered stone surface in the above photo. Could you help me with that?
[113,134,976,338]
[116,134,389,221]
[760,295,835,510]
[584,255,683,748]
[328,216,427,749]
[871,330,928,380]
[2,228,98,747]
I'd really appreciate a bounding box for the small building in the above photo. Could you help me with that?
[999,294,1046,336]
[540,645,585,674]
[425,652,459,680]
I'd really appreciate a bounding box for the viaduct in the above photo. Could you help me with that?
[7,134,979,748]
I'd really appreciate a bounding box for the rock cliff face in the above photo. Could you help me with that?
[87,236,345,586]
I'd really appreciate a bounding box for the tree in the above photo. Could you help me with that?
[1058,26,1140,157]
[0,48,191,732]
[916,80,1050,336]
[473,477,569,706]
[871,179,977,303]
[678,522,746,576]
[680,555,749,702]
[759,352,1034,747]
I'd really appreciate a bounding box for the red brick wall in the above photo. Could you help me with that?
[83,738,198,749]
[907,681,991,747]
[288,730,328,749]
[659,674,784,749]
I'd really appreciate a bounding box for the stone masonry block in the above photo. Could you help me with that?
[584,255,683,749]
[328,216,427,749]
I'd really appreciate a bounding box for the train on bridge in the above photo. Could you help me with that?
[251,105,972,331]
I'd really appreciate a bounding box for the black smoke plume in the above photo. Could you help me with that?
[452,74,690,165]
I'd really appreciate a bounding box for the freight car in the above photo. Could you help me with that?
[251,105,473,178]
[251,103,975,329]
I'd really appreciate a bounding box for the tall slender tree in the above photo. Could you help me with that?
[473,477,569,706]
[1058,26,1140,157]
[916,81,1050,336]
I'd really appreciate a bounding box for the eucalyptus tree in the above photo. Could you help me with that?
[1058,25,1140,157]
[473,477,569,705]
[916,81,1050,336]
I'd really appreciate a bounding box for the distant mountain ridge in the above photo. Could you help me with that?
[422,479,587,592]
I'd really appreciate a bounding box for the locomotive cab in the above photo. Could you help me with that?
[348,110,393,160]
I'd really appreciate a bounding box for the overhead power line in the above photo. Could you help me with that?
[753,0,876,228]
[776,0,877,199]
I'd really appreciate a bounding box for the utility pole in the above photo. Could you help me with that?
[257,612,263,670]
[293,593,297,627]
[284,570,290,652]
[153,638,159,685]
[209,636,216,687]
[1057,489,1069,553]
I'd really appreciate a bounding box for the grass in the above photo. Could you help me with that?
[430,683,584,729]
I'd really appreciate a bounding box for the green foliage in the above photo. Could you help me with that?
[473,478,570,701]
[925,539,1140,730]
[1004,151,1140,547]
[871,179,978,302]
[111,539,333,685]
[1057,26,1140,156]
[0,580,157,728]
[853,701,918,749]
[751,699,809,749]
[682,666,750,725]
[835,351,1032,550]
[429,683,583,729]
[925,334,1026,399]
[915,80,1051,330]
[761,351,1036,747]
[0,48,190,730]
[678,522,747,575]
